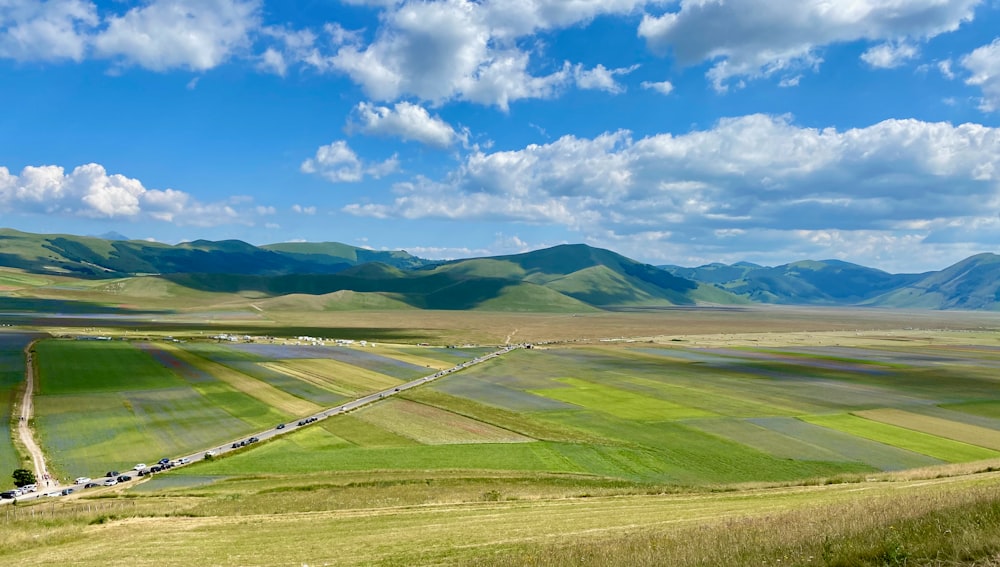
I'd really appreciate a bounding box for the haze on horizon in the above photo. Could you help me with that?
[1,0,999,273]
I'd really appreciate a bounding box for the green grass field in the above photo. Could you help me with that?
[0,333,38,482]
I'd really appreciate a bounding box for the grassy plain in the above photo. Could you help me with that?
[8,307,1000,565]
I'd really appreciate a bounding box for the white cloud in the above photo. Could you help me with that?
[291,204,316,215]
[573,63,638,93]
[0,0,98,61]
[860,41,919,69]
[343,114,1000,270]
[938,58,955,79]
[94,0,261,71]
[301,140,399,183]
[638,0,981,91]
[351,101,464,148]
[962,38,1000,112]
[0,162,263,226]
[641,79,674,95]
[295,0,658,109]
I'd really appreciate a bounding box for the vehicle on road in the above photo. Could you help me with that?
[21,484,36,493]
[157,458,170,465]
[103,478,117,486]
[134,463,147,470]
[205,450,216,457]
[61,488,74,496]
[84,482,100,489]
[276,423,285,429]
[74,477,91,485]
[0,491,16,499]
[105,471,119,478]
[116,475,131,482]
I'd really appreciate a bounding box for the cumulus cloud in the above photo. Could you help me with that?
[288,0,656,109]
[860,42,919,69]
[351,101,464,148]
[0,162,262,226]
[641,79,674,95]
[962,38,1000,112]
[301,140,399,183]
[638,0,980,91]
[343,114,1000,268]
[573,63,638,93]
[94,0,261,71]
[0,0,260,71]
[0,0,98,61]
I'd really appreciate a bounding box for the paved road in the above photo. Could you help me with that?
[3,344,521,504]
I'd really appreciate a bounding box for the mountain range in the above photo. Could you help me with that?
[0,228,997,311]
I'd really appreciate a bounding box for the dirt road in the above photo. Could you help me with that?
[18,343,55,488]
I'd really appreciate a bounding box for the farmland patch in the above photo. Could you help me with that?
[688,418,851,462]
[355,398,533,445]
[854,408,1000,451]
[802,414,1000,463]
[531,377,715,421]
[432,375,576,411]
[224,343,430,380]
[748,417,942,470]
[262,358,403,396]
[160,344,321,417]
[35,340,187,394]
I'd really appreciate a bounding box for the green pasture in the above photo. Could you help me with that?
[802,413,1000,463]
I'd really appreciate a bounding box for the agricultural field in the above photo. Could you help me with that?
[0,332,40,480]
[8,310,1000,566]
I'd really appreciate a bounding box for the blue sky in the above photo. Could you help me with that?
[2,0,1000,272]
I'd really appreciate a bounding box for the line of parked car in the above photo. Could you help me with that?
[0,484,37,499]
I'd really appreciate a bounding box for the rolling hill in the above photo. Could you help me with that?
[1,228,998,311]
[0,228,427,277]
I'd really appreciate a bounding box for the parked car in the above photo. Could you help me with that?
[134,463,147,471]
[116,475,132,482]
[157,458,170,465]
[205,450,217,457]
[61,488,74,496]
[105,471,119,478]
[74,477,91,485]
[103,478,117,486]
[84,482,100,489]
[248,437,259,443]
[0,490,16,499]
[276,423,285,429]
[20,484,36,493]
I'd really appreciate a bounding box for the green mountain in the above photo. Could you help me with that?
[662,259,926,305]
[865,253,1000,310]
[0,228,426,277]
[162,244,730,311]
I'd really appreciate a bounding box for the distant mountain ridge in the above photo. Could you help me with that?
[661,256,1000,310]
[0,228,997,311]
[0,228,429,277]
